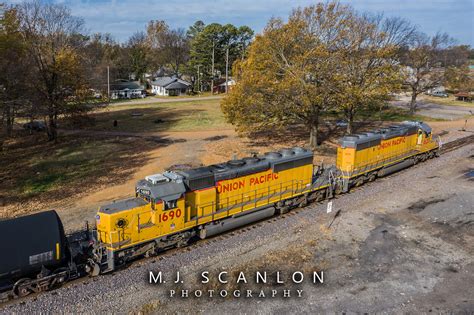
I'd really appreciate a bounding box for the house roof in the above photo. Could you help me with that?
[110,80,144,91]
[166,81,191,90]
[151,77,175,87]
[218,79,236,87]
[151,76,192,89]
[454,92,473,97]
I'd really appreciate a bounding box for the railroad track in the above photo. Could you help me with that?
[440,134,474,153]
[3,133,474,306]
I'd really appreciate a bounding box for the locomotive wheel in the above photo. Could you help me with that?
[13,278,33,297]
[368,173,376,182]
[50,268,70,288]
[315,191,325,202]
[279,206,290,214]
[176,238,189,248]
[355,176,366,187]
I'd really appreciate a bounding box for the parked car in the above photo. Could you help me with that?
[335,119,349,127]
[431,91,448,98]
[23,121,46,131]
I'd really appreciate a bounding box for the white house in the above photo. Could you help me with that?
[150,76,192,96]
[110,80,145,99]
[217,79,236,93]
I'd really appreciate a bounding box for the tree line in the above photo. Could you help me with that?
[221,1,473,147]
[0,1,472,147]
[0,1,253,142]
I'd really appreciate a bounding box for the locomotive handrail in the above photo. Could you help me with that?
[194,177,314,222]
[348,144,424,176]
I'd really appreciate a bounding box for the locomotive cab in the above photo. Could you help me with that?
[95,172,187,258]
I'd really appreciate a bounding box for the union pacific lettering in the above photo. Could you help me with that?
[216,172,279,193]
[378,137,406,150]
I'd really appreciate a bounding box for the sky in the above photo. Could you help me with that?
[6,0,474,46]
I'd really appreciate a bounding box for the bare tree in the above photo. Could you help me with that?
[83,32,120,94]
[146,20,189,76]
[162,28,189,75]
[17,1,87,141]
[125,31,150,82]
[401,31,453,114]
[0,4,33,138]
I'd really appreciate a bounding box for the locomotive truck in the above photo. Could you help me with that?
[0,121,439,298]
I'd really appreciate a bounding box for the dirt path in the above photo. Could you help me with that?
[56,128,237,230]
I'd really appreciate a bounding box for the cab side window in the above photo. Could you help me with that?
[164,200,177,210]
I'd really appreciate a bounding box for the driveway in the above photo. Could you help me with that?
[110,95,223,106]
[391,96,473,120]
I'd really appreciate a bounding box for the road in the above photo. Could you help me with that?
[392,96,473,120]
[2,141,473,313]
[110,95,223,106]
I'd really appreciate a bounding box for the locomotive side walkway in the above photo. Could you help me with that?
[2,140,473,313]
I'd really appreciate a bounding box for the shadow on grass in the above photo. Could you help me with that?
[0,133,171,212]
[243,106,429,153]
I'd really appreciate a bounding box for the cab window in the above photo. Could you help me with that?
[164,199,177,210]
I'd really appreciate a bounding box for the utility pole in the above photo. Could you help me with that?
[107,66,110,103]
[225,47,229,94]
[197,64,201,95]
[211,39,215,94]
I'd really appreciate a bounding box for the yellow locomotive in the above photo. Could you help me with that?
[337,121,438,190]
[92,121,439,273]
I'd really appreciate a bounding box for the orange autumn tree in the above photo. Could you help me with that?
[222,2,352,148]
[222,1,407,146]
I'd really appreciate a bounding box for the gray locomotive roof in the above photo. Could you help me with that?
[99,197,148,214]
[403,121,432,133]
[339,121,423,148]
[177,147,313,182]
[134,147,313,199]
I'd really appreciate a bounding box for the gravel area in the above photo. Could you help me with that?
[1,143,473,314]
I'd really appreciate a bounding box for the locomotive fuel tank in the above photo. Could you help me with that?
[0,210,68,287]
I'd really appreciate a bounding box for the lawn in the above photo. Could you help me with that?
[358,106,446,122]
[323,105,445,123]
[68,98,228,133]
[0,135,156,206]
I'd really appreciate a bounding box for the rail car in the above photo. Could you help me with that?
[0,211,91,298]
[0,120,440,298]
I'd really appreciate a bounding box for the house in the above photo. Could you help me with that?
[454,92,473,102]
[426,86,446,95]
[215,79,236,94]
[212,79,235,94]
[110,80,145,99]
[150,76,192,96]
